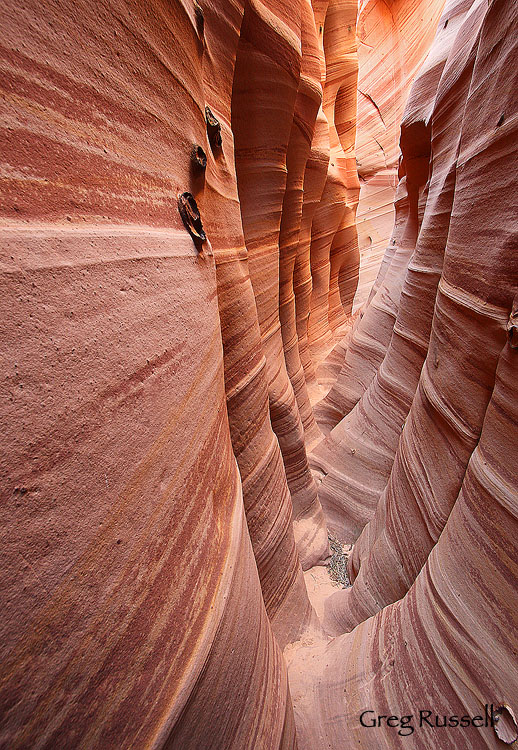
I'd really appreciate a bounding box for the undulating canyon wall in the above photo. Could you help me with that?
[1,1,517,750]
[0,0,302,747]
[293,1,518,749]
[353,0,445,309]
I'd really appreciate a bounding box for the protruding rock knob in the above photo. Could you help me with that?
[178,192,206,248]
[205,106,222,149]
[191,144,207,171]
[493,705,518,745]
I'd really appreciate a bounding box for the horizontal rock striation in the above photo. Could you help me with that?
[325,0,492,633]
[291,0,518,742]
[3,0,517,749]
[353,0,447,311]
[310,0,473,557]
[0,0,305,745]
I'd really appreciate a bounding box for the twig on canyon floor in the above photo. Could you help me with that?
[326,533,352,588]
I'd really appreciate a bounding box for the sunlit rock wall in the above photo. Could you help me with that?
[0,0,304,746]
[289,3,518,750]
[353,0,445,310]
[0,0,363,742]
[3,0,514,749]
[325,0,492,632]
[311,0,465,539]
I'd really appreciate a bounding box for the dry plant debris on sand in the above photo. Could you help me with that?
[326,533,352,588]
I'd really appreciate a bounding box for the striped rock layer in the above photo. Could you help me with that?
[288,3,518,750]
[311,0,473,541]
[3,0,517,749]
[353,0,446,311]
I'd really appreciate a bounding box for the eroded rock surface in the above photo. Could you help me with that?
[2,0,517,748]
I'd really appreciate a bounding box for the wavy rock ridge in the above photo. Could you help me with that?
[1,0,517,749]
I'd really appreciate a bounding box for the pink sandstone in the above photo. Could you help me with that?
[1,0,517,748]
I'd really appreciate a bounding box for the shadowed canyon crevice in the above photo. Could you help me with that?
[1,0,517,748]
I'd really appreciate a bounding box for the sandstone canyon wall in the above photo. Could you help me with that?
[353,0,446,310]
[1,1,517,750]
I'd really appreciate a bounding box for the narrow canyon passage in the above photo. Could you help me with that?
[1,0,517,749]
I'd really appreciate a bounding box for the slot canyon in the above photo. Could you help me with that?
[1,0,518,747]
